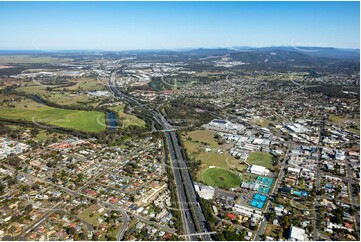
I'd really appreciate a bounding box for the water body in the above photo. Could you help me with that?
[33,95,46,104]
[108,111,117,130]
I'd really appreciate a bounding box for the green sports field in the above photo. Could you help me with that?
[181,130,246,181]
[0,97,106,133]
[202,168,241,189]
[247,151,274,169]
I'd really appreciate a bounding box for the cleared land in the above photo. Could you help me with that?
[202,168,241,189]
[43,93,96,106]
[251,117,272,128]
[329,115,345,123]
[264,224,283,238]
[247,151,274,169]
[16,77,105,94]
[348,128,360,135]
[0,97,106,133]
[62,77,105,91]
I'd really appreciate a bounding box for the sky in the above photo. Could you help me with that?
[0,1,359,50]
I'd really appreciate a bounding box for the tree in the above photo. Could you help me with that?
[0,183,5,195]
[30,128,39,137]
[24,204,33,214]
[67,227,76,235]
[332,207,344,224]
[265,212,276,222]
[279,215,291,228]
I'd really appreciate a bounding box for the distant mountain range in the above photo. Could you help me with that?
[236,46,360,60]
[177,46,360,60]
[0,46,359,58]
[0,46,359,63]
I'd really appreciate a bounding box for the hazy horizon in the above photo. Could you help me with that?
[0,45,360,52]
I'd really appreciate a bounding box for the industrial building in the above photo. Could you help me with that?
[194,182,215,200]
[289,226,306,241]
[248,165,270,176]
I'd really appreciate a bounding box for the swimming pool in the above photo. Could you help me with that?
[256,176,274,194]
[250,193,267,209]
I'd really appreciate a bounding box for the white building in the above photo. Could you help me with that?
[287,167,301,175]
[233,204,263,221]
[205,119,244,133]
[289,226,306,241]
[248,165,270,176]
[194,183,215,200]
[285,123,308,133]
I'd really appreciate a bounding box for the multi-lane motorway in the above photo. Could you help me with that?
[108,71,212,241]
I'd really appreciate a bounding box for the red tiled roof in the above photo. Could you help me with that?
[164,233,172,239]
[110,198,119,203]
[227,213,236,220]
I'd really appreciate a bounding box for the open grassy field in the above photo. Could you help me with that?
[184,130,219,148]
[0,97,106,133]
[251,117,272,128]
[78,204,109,226]
[109,104,145,127]
[44,93,95,106]
[264,224,282,238]
[181,130,247,181]
[0,55,73,64]
[329,114,345,123]
[34,130,62,141]
[16,77,104,95]
[328,114,360,135]
[202,168,241,189]
[13,82,144,130]
[239,172,259,183]
[62,77,105,91]
[15,82,50,95]
[16,83,105,108]
[247,151,274,169]
[348,128,360,135]
[195,152,246,180]
[15,79,108,108]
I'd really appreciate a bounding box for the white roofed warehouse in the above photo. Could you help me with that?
[248,165,270,176]
[289,226,306,241]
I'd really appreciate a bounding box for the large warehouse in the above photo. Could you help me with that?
[205,119,245,132]
[248,165,270,176]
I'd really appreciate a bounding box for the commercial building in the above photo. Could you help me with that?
[205,119,244,133]
[289,226,306,241]
[287,167,301,176]
[194,183,215,200]
[248,165,270,176]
